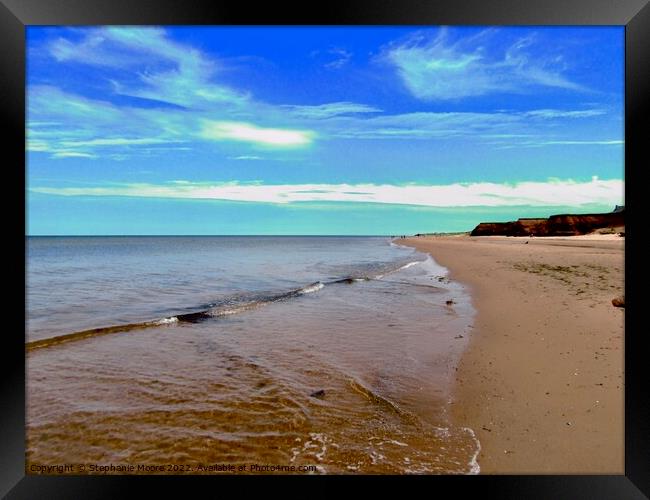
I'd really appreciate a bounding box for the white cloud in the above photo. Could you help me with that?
[27,85,190,158]
[51,151,97,159]
[384,28,587,101]
[49,27,248,109]
[523,109,606,119]
[496,139,624,149]
[282,102,382,119]
[29,27,619,161]
[29,85,123,123]
[324,48,352,69]
[27,140,51,152]
[31,178,623,208]
[200,121,314,147]
[310,47,353,69]
[540,140,623,145]
[329,111,515,139]
[228,155,264,161]
[323,108,616,142]
[61,137,179,147]
[27,80,616,158]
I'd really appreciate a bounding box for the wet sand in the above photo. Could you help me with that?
[26,246,481,475]
[402,234,624,474]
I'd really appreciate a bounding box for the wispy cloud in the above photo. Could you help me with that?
[228,155,264,161]
[27,80,614,159]
[29,85,123,124]
[384,28,588,100]
[328,111,516,139]
[522,109,606,119]
[539,140,623,145]
[31,28,327,158]
[31,178,623,208]
[51,151,97,159]
[49,27,249,109]
[200,121,314,148]
[28,27,620,163]
[311,47,353,69]
[321,109,612,142]
[27,85,188,158]
[324,48,352,69]
[281,102,382,119]
[494,139,624,149]
[60,137,180,147]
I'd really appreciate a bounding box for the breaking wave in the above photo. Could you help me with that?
[26,257,429,351]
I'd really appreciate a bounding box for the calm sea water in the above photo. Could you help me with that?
[26,236,479,474]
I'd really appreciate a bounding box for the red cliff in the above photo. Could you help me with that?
[470,208,624,237]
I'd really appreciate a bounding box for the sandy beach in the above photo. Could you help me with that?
[402,234,624,474]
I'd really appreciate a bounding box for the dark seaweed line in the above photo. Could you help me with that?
[26,258,430,352]
[26,277,367,351]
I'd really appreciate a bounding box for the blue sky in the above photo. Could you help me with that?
[27,26,624,235]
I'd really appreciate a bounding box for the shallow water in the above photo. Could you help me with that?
[26,237,478,474]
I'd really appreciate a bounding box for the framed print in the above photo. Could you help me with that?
[2,0,649,497]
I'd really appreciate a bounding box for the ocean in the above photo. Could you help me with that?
[26,236,479,474]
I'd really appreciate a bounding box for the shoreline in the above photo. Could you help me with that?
[26,236,483,474]
[401,234,624,473]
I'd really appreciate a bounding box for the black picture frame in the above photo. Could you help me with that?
[4,0,648,497]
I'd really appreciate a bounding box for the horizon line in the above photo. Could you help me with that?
[25,234,433,238]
